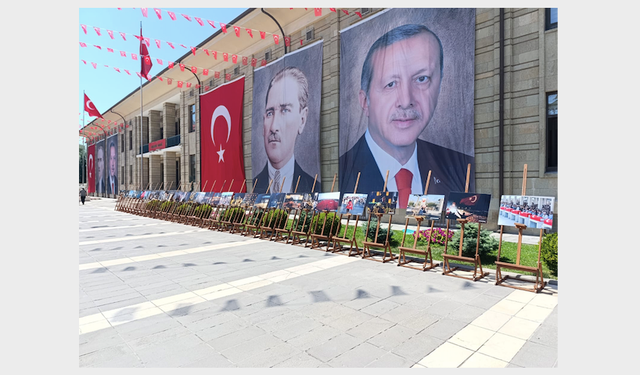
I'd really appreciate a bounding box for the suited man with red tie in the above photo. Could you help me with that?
[339,24,474,208]
[106,140,118,195]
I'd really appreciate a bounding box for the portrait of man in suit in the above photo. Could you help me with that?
[339,10,476,209]
[253,67,317,194]
[95,141,106,195]
[107,139,118,195]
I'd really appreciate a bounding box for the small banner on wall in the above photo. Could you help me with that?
[87,143,95,193]
[200,77,247,192]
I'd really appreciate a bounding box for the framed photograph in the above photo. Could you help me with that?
[498,195,555,229]
[230,193,246,206]
[445,192,492,223]
[313,192,340,212]
[241,193,258,207]
[255,194,271,209]
[366,191,399,215]
[219,192,234,206]
[210,193,222,206]
[283,193,313,210]
[406,194,445,221]
[339,193,368,216]
[193,192,207,204]
[267,193,287,209]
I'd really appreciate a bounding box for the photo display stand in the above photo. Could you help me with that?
[229,180,248,234]
[237,179,259,236]
[310,174,340,251]
[331,172,363,257]
[246,180,272,238]
[362,171,396,263]
[207,180,227,230]
[185,181,209,226]
[274,176,301,243]
[495,164,547,293]
[397,171,439,271]
[290,175,318,247]
[442,164,489,281]
[258,177,285,240]
[218,179,237,232]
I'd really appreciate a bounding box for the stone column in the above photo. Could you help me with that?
[149,110,162,143]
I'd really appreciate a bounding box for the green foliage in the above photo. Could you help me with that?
[194,204,213,218]
[160,201,173,211]
[449,223,498,257]
[362,216,397,245]
[145,200,161,210]
[177,203,190,215]
[294,210,313,232]
[261,209,288,229]
[311,212,341,236]
[222,207,246,223]
[541,232,558,278]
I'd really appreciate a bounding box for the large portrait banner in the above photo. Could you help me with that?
[106,134,119,195]
[251,40,323,194]
[339,8,476,209]
[94,139,106,195]
[200,77,247,193]
[87,143,95,194]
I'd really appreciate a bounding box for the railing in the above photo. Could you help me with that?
[139,134,181,155]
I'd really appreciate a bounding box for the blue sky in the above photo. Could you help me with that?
[79,7,247,133]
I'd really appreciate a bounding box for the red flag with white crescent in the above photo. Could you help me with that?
[140,27,153,81]
[84,93,103,119]
[200,77,246,192]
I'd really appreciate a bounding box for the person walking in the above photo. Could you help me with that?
[79,188,87,205]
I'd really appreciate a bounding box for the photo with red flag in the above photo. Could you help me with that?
[200,77,246,192]
[87,143,95,193]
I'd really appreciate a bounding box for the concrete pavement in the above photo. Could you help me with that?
[79,198,557,368]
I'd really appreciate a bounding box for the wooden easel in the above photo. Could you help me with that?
[236,179,258,236]
[310,174,339,251]
[207,180,227,230]
[495,164,547,293]
[246,180,273,238]
[274,176,301,243]
[397,171,439,271]
[218,179,237,232]
[259,177,285,240]
[290,174,318,247]
[331,173,363,257]
[362,171,396,263]
[442,164,489,281]
[229,180,248,234]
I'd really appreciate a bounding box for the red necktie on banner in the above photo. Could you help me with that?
[395,168,413,209]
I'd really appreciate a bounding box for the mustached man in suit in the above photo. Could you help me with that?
[340,24,474,208]
[253,67,319,194]
[106,140,118,195]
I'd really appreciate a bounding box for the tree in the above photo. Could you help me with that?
[79,144,86,183]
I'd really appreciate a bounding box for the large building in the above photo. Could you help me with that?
[80,8,558,231]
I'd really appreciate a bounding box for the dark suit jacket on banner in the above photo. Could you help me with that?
[339,135,475,196]
[253,162,320,194]
[107,176,119,195]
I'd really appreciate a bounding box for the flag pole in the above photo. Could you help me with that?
[83,90,86,191]
[139,21,144,191]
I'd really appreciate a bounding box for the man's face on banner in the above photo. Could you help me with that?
[96,146,104,180]
[109,145,117,178]
[263,76,308,169]
[360,32,442,152]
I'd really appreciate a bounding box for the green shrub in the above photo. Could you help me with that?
[160,201,173,211]
[362,216,396,245]
[294,210,313,232]
[261,209,288,229]
[177,203,190,215]
[145,199,160,210]
[222,207,246,223]
[311,212,341,237]
[541,232,558,278]
[449,223,498,257]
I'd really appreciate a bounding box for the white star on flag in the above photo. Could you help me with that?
[217,144,225,162]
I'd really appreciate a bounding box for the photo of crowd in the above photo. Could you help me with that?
[219,192,234,206]
[445,192,492,223]
[313,192,340,212]
[339,193,368,216]
[241,193,258,207]
[406,194,445,221]
[498,195,554,229]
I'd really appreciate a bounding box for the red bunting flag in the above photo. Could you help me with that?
[167,41,175,49]
[207,20,216,28]
[233,26,241,37]
[155,39,161,48]
[158,77,163,81]
[154,8,162,19]
[81,60,86,64]
[315,8,322,16]
[205,86,210,91]
[212,51,217,59]
[180,44,187,49]
[260,31,266,39]
[120,51,126,57]
[179,63,185,71]
[232,54,237,64]
[191,47,197,56]
[220,23,227,33]
[330,8,336,12]
[186,82,192,88]
[214,71,220,78]
[132,53,138,60]
[182,14,192,21]
[94,27,101,36]
[107,48,114,53]
[242,56,248,65]
[136,72,142,78]
[167,78,172,84]
[195,17,204,26]
[204,49,210,56]
[246,29,253,38]
[300,39,303,45]
[168,11,176,20]
[124,69,131,75]
[261,59,267,66]
[107,30,114,39]
[141,8,148,17]
[79,42,87,47]
[81,24,87,34]
[94,45,101,50]
[119,32,126,41]
[342,10,349,15]
[285,36,291,47]
[191,66,197,74]
[223,52,228,62]
[355,11,362,18]
[144,37,150,47]
[84,93,104,119]
[203,69,209,76]
[156,59,163,65]
[273,34,280,44]
[168,62,174,69]
[251,58,257,67]
[177,81,183,88]
[140,27,153,81]
[225,74,231,81]
[114,67,120,73]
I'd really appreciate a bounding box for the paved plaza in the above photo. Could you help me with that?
[78,198,558,368]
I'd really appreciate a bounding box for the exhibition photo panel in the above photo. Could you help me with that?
[366,191,399,215]
[406,194,445,221]
[498,195,555,229]
[339,193,368,216]
[313,192,340,212]
[445,192,491,223]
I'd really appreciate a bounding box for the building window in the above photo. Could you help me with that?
[175,108,181,136]
[265,50,271,61]
[128,130,132,150]
[545,8,557,30]
[546,92,558,172]
[129,165,133,184]
[305,27,315,41]
[234,66,240,75]
[189,104,196,133]
[189,155,196,183]
[120,133,124,150]
[361,8,371,15]
[121,166,124,187]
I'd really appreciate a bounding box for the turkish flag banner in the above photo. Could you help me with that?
[214,71,220,78]
[200,77,246,192]
[285,36,291,47]
[251,58,257,67]
[87,143,95,193]
[203,69,209,75]
[223,52,228,62]
[84,93,103,119]
[232,54,238,64]
[260,31,266,39]
[242,56,248,65]
[315,8,322,16]
[225,73,231,81]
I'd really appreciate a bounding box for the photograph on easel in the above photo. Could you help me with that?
[283,193,313,210]
[267,193,287,209]
[445,192,491,223]
[313,192,340,212]
[366,191,399,215]
[240,193,258,207]
[498,195,554,229]
[255,194,271,209]
[339,193,368,216]
[210,193,222,205]
[193,192,207,204]
[219,192,234,206]
[406,194,445,220]
[230,193,246,206]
